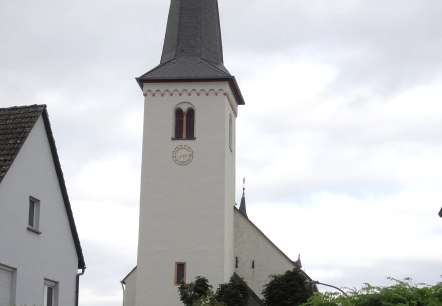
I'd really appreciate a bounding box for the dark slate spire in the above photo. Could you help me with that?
[136,0,245,105]
[160,0,224,65]
[239,177,247,217]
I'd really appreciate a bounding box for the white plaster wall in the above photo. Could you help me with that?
[0,116,79,306]
[223,96,235,281]
[234,210,296,299]
[123,268,137,306]
[135,82,237,306]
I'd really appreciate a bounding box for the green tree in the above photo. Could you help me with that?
[215,275,249,306]
[178,276,218,306]
[262,268,314,306]
[178,275,249,306]
[304,277,442,306]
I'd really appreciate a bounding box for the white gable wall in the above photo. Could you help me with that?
[0,116,79,306]
[234,210,295,299]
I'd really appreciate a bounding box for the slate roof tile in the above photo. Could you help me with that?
[136,0,245,105]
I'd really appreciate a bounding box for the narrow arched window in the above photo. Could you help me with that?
[175,108,184,139]
[174,105,195,140]
[186,108,195,139]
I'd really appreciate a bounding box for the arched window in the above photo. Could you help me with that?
[175,108,184,139]
[174,104,195,140]
[186,108,195,139]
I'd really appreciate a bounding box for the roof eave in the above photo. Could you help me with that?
[135,76,245,106]
[41,109,86,269]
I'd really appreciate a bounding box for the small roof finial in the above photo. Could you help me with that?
[242,177,245,195]
[295,254,302,268]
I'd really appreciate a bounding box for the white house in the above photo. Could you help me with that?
[0,105,85,306]
[121,0,314,305]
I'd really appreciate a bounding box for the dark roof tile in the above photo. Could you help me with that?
[137,0,245,105]
[0,105,46,183]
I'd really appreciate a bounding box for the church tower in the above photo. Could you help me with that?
[135,0,244,305]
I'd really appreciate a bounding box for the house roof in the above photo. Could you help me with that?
[0,105,86,269]
[136,0,245,105]
[0,105,46,183]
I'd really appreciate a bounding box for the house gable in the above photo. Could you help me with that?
[0,105,85,269]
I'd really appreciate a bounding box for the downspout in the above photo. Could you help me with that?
[76,268,86,306]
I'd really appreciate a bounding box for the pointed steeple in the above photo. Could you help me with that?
[294,254,302,268]
[160,0,224,66]
[239,177,247,217]
[136,0,245,105]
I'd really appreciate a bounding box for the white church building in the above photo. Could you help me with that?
[122,0,313,305]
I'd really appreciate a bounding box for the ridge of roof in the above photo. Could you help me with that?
[0,105,86,269]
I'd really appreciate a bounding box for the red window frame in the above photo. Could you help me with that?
[174,262,186,285]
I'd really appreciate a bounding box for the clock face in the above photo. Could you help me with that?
[172,145,193,166]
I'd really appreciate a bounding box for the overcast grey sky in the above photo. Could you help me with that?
[1,0,441,305]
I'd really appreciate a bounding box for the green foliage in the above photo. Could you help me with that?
[215,275,249,306]
[179,275,249,306]
[304,277,442,306]
[262,268,314,306]
[179,276,217,306]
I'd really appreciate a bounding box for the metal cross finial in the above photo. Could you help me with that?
[242,177,245,194]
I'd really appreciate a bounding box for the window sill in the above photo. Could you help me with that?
[27,226,42,235]
[171,137,196,141]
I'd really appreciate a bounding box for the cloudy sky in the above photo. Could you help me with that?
[1,0,442,305]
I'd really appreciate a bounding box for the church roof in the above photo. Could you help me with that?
[136,0,245,105]
[0,105,86,269]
